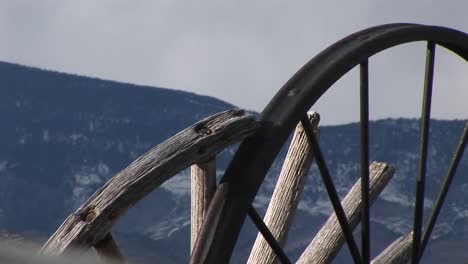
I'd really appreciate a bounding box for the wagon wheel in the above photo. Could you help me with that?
[191,23,468,264]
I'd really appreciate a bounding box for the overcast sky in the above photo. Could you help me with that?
[1,0,467,125]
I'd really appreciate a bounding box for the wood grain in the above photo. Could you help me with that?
[41,109,259,255]
[247,112,320,264]
[371,232,412,264]
[297,162,395,264]
[191,158,216,252]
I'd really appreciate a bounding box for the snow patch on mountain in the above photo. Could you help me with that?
[298,199,333,216]
[380,179,414,207]
[430,222,453,240]
[372,216,412,234]
[160,169,191,197]
[253,194,273,209]
[452,206,468,219]
[144,215,190,241]
[70,162,110,208]
[334,163,359,195]
[160,169,227,197]
[380,180,434,209]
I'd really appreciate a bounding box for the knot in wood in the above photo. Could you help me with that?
[79,205,98,223]
[194,124,212,136]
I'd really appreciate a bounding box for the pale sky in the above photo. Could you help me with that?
[1,0,467,124]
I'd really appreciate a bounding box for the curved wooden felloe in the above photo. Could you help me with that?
[191,23,468,263]
[41,109,260,255]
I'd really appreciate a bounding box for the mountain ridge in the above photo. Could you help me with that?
[0,61,467,263]
[0,60,236,111]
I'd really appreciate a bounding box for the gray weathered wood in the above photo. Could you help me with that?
[41,109,260,255]
[296,162,395,264]
[191,158,217,252]
[94,233,126,264]
[371,232,413,264]
[247,112,320,264]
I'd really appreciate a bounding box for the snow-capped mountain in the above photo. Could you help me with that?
[0,61,467,263]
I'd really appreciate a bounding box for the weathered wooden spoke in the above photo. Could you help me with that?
[191,158,216,252]
[247,206,292,264]
[371,232,413,264]
[248,112,319,264]
[301,115,362,263]
[298,162,395,264]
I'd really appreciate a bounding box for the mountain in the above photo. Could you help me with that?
[0,61,467,263]
[0,61,235,263]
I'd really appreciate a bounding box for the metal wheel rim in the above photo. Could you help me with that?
[191,23,468,264]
